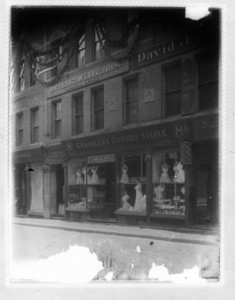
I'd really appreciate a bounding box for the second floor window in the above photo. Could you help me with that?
[165,64,181,117]
[124,77,139,124]
[31,108,39,143]
[19,60,25,92]
[197,55,218,111]
[52,101,62,138]
[92,87,104,130]
[16,112,23,146]
[94,24,106,60]
[72,93,84,135]
[75,34,85,68]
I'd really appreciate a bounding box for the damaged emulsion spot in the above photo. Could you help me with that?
[185,7,211,21]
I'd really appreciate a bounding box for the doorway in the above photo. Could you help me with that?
[55,164,64,215]
[15,164,28,215]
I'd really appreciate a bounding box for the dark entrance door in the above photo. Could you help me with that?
[15,164,28,215]
[195,165,218,225]
[56,164,64,215]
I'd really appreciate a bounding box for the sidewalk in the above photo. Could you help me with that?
[12,217,219,246]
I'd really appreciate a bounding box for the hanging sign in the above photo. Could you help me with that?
[87,154,115,164]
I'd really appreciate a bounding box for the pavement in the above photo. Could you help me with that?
[12,216,219,246]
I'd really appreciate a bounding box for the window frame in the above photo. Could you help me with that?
[196,53,219,111]
[94,23,106,61]
[163,61,182,117]
[19,59,25,92]
[75,33,86,68]
[123,75,139,125]
[72,93,84,136]
[52,100,62,139]
[31,107,39,144]
[92,86,104,131]
[16,112,24,146]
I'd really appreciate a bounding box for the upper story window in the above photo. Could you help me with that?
[72,93,84,135]
[19,60,25,92]
[197,55,218,111]
[124,77,139,124]
[50,39,62,78]
[164,64,181,117]
[75,34,85,68]
[92,87,104,130]
[16,112,23,146]
[31,107,39,143]
[52,100,62,139]
[94,23,106,60]
[30,56,36,87]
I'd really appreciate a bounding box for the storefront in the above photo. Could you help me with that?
[13,147,44,216]
[62,116,214,226]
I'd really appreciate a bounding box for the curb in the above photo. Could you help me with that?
[13,221,219,246]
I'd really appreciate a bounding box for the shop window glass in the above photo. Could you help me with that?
[117,154,147,212]
[198,56,218,110]
[72,93,84,135]
[124,77,139,124]
[93,87,104,130]
[16,112,23,146]
[52,101,62,138]
[31,107,39,143]
[152,150,185,218]
[67,163,116,216]
[165,64,181,116]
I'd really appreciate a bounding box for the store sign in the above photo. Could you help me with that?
[13,148,43,164]
[87,154,115,164]
[62,120,193,156]
[193,115,218,140]
[48,60,129,97]
[132,35,200,69]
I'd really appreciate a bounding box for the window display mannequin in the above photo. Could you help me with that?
[120,191,132,211]
[159,163,171,183]
[133,178,143,211]
[120,165,129,184]
[154,184,165,201]
[139,194,146,212]
[174,161,185,183]
[90,165,100,184]
[82,167,91,184]
[76,168,84,184]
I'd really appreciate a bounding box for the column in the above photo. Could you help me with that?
[42,165,51,219]
[145,148,153,224]
[180,142,193,227]
[62,161,68,220]
[25,163,31,213]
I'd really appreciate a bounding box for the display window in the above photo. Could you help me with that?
[152,150,185,217]
[67,161,115,213]
[118,154,147,213]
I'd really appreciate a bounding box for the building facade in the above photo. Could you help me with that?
[11,7,219,227]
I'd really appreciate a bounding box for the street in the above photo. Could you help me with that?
[10,222,219,283]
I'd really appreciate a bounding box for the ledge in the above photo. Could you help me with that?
[66,207,90,212]
[150,212,185,220]
[114,210,147,217]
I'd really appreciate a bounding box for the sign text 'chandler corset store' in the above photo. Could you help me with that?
[62,120,193,156]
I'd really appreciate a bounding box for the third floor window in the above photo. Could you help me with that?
[75,34,85,68]
[164,64,181,117]
[72,93,84,135]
